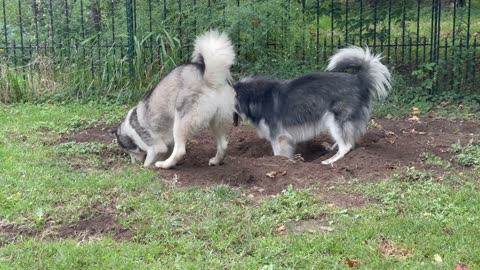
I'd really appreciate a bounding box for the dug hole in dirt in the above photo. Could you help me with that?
[62,115,479,208]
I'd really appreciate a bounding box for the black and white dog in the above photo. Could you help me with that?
[233,46,392,164]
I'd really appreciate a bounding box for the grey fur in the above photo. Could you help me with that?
[114,29,236,168]
[234,46,392,164]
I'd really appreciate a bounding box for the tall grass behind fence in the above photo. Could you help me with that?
[1,0,479,103]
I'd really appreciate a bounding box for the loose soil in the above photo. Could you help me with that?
[58,116,479,202]
[0,210,133,247]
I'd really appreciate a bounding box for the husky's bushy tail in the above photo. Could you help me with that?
[326,46,392,100]
[192,29,235,88]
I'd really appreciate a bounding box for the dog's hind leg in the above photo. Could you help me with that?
[271,134,295,159]
[155,117,189,169]
[209,121,228,166]
[322,120,353,165]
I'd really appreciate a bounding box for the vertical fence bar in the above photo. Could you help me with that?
[452,0,457,47]
[126,0,135,78]
[330,0,334,53]
[316,0,320,67]
[18,0,25,64]
[387,0,391,64]
[148,0,153,63]
[359,0,363,46]
[111,0,116,58]
[65,0,70,57]
[33,0,39,49]
[416,0,420,65]
[178,0,182,59]
[466,0,472,48]
[423,36,426,63]
[473,37,477,88]
[373,0,378,53]
[401,0,406,63]
[193,0,197,37]
[436,0,441,64]
[49,0,55,58]
[2,0,8,57]
[133,0,137,35]
[345,0,349,45]
[302,0,305,62]
[430,0,435,62]
[80,0,85,39]
[163,0,167,20]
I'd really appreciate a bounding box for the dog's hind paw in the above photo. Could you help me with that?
[155,161,174,169]
[208,157,223,166]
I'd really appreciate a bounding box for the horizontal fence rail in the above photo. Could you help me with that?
[0,0,479,102]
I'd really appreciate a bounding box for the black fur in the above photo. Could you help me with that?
[130,108,153,145]
[234,72,371,141]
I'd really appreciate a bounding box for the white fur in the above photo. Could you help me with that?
[326,46,392,100]
[192,29,235,88]
[154,30,236,169]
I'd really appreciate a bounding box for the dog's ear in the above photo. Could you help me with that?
[233,112,239,127]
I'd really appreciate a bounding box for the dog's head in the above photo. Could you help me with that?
[110,125,146,164]
[232,78,252,126]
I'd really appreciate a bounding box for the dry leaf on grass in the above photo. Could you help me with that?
[433,254,443,263]
[412,107,421,115]
[231,199,247,208]
[346,258,362,268]
[378,240,411,258]
[455,263,471,270]
[276,225,286,232]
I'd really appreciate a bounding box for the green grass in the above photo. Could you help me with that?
[1,103,479,269]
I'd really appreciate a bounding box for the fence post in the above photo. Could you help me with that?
[125,0,135,78]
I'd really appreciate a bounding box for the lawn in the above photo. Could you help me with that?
[0,102,479,269]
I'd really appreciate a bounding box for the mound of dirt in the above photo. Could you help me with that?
[58,116,479,198]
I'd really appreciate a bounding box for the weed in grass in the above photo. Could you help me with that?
[421,152,451,169]
[391,167,435,183]
[52,142,117,157]
[451,143,480,169]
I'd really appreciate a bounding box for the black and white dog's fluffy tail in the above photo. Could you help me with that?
[327,46,391,100]
[192,30,235,88]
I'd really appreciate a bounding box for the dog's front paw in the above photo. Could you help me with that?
[208,157,223,166]
[155,161,174,169]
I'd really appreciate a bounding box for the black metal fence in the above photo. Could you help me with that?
[1,0,479,102]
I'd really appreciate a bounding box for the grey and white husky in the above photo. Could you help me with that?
[112,30,236,169]
[233,46,392,164]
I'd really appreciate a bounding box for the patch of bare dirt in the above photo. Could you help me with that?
[56,116,479,201]
[0,210,133,247]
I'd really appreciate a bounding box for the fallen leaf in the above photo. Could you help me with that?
[161,192,169,199]
[455,263,471,270]
[346,258,362,268]
[276,225,286,232]
[247,194,254,199]
[433,254,443,263]
[318,226,334,232]
[231,199,247,208]
[385,131,398,144]
[266,171,277,178]
[412,107,421,115]
[408,115,420,122]
[370,119,383,129]
[386,114,393,119]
